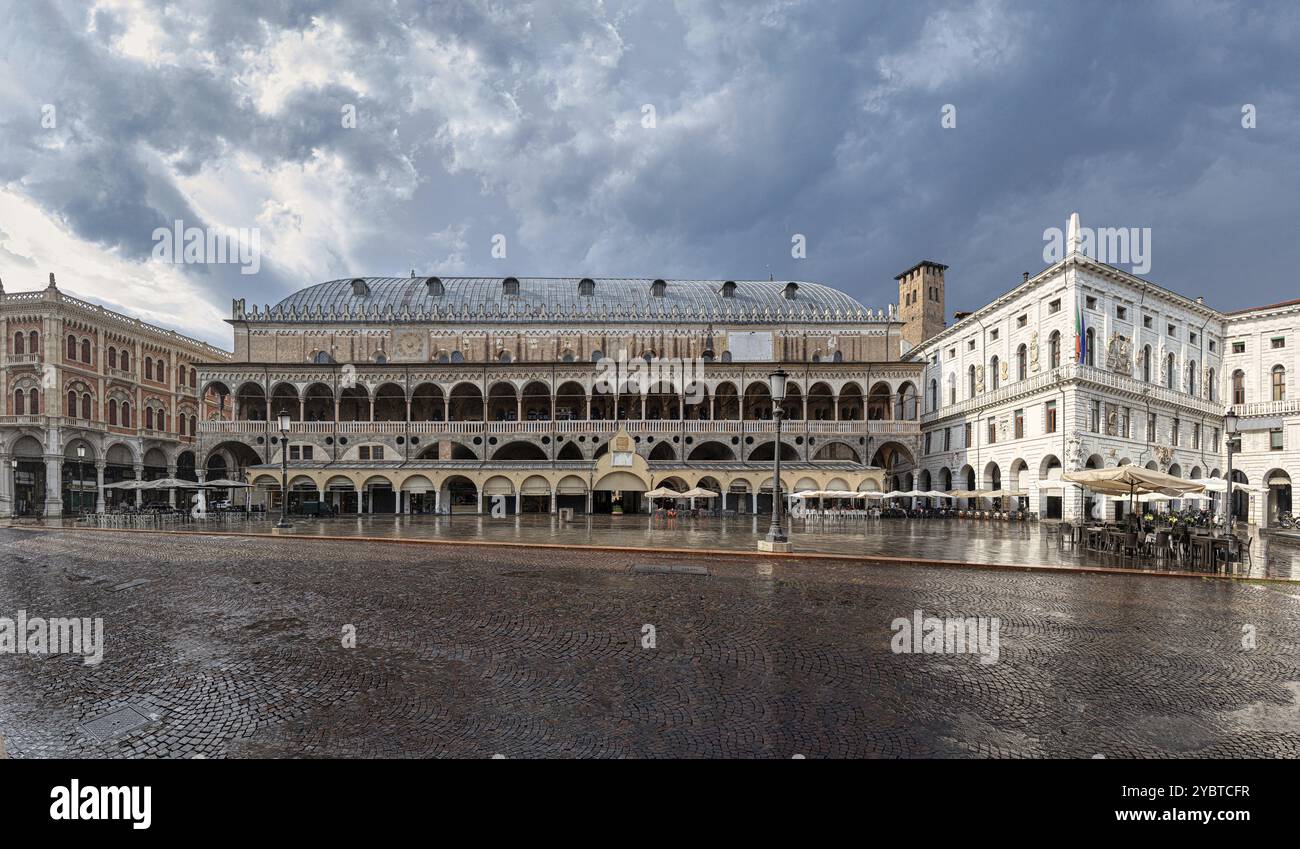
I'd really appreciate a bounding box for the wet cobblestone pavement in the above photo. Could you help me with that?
[2,527,1298,758]
[69,513,1299,579]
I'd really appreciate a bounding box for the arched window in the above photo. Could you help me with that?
[1084,328,1095,367]
[989,356,1000,390]
[948,374,956,405]
[67,335,77,359]
[450,351,465,364]
[1165,354,1176,388]
[189,368,197,387]
[967,365,977,398]
[144,357,153,381]
[832,351,843,363]
[122,403,131,428]
[81,339,91,363]
[1187,361,1197,396]
[28,331,38,354]
[1049,332,1061,369]
[108,399,118,426]
[13,332,24,356]
[589,349,602,363]
[1142,346,1151,382]
[28,389,38,413]
[498,351,512,363]
[67,389,78,415]
[1016,344,1027,381]
[145,407,154,430]
[108,347,117,369]
[1273,365,1287,402]
[178,364,186,385]
[1208,368,1216,402]
[81,393,92,419]
[189,415,197,435]
[929,379,938,410]
[1232,370,1245,405]
[120,351,130,371]
[14,390,24,415]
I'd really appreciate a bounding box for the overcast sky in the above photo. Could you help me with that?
[1,0,1297,347]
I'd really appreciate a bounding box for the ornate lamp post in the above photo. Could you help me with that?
[760,368,792,552]
[10,458,18,517]
[275,409,293,531]
[1224,407,1238,533]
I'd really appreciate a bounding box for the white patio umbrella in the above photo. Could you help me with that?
[923,490,954,499]
[680,487,719,499]
[202,479,253,488]
[644,487,683,499]
[103,480,149,490]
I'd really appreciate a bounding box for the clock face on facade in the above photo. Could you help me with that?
[396,333,422,359]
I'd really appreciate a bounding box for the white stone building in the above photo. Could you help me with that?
[905,220,1277,524]
[1222,297,1297,525]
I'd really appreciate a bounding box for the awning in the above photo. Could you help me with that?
[1268,474,1291,486]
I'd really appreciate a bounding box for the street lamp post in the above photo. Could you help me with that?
[760,368,792,552]
[1224,407,1238,534]
[275,409,293,531]
[76,444,86,514]
[10,458,18,517]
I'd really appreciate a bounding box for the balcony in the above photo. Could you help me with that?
[922,363,1225,422]
[4,354,43,367]
[198,417,920,439]
[1232,399,1299,418]
[106,367,136,381]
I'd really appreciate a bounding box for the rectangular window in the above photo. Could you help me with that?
[989,328,999,341]
[1045,400,1057,434]
[1212,427,1220,452]
[1147,413,1157,443]
[944,428,952,451]
[1014,408,1024,439]
[289,445,301,460]
[925,432,932,454]
[967,339,975,351]
[1089,400,1100,433]
[1232,341,1245,353]
[964,422,973,448]
[987,418,997,444]
[1085,295,1097,310]
[1167,323,1177,337]
[1209,340,1216,352]
[359,445,385,461]
[1115,305,1127,320]
[1272,337,1286,349]
[1143,315,1153,329]
[1120,407,1131,439]
[1017,315,1027,328]
[1048,299,1061,314]
[1192,423,1200,450]
[1171,417,1180,447]
[1271,429,1284,450]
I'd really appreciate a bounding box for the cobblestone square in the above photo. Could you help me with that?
[1,527,1298,758]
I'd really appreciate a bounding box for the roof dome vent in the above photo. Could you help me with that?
[350,278,370,297]
[783,281,799,300]
[650,279,667,298]
[578,278,595,296]
[502,277,520,296]
[720,280,737,298]
[426,276,444,296]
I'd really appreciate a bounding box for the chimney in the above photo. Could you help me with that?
[1022,272,1030,283]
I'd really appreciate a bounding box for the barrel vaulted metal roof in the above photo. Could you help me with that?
[235,276,889,324]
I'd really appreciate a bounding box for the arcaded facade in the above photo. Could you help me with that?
[199,276,923,514]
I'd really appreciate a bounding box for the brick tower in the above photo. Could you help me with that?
[895,260,948,348]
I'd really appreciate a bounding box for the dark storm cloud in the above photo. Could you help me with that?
[0,0,1297,341]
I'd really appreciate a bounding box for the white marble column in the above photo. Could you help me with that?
[95,462,106,514]
[44,454,62,517]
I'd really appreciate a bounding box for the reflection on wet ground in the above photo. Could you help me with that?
[191,513,1298,580]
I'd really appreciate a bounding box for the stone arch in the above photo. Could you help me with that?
[838,381,864,420]
[449,382,484,421]
[866,381,892,420]
[373,382,406,421]
[493,441,548,461]
[812,440,860,462]
[687,441,735,462]
[647,441,677,461]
